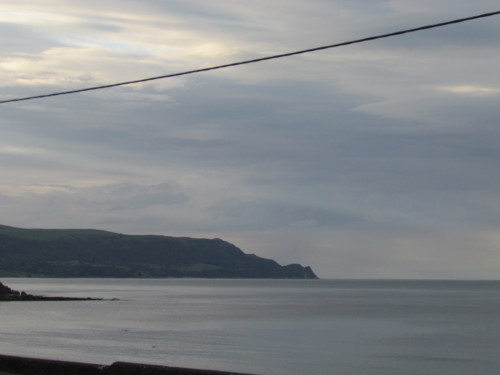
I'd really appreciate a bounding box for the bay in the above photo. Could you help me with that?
[0,278,499,375]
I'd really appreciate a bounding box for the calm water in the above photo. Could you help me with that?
[0,278,499,375]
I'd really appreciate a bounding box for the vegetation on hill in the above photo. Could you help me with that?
[0,225,318,279]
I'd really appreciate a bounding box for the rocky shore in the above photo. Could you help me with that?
[0,281,105,301]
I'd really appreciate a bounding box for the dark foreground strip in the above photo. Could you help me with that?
[0,354,258,375]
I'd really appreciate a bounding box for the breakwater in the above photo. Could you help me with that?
[0,354,259,375]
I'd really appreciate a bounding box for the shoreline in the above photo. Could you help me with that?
[0,281,110,302]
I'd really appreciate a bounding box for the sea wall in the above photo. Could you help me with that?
[0,354,258,375]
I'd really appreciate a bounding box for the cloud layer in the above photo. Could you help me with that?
[1,1,500,278]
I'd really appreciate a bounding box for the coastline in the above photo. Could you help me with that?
[0,281,108,302]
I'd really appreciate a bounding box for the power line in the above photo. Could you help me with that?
[1,10,500,104]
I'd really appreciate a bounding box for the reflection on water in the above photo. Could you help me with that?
[0,279,499,375]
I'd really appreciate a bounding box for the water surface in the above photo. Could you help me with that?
[0,278,498,375]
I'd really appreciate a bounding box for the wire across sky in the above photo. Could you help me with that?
[1,10,499,104]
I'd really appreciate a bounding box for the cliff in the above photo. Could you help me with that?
[0,225,318,279]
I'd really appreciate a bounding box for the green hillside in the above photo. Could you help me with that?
[0,225,318,279]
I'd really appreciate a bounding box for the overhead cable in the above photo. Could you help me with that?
[1,10,500,104]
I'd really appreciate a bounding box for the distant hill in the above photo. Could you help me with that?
[0,225,318,279]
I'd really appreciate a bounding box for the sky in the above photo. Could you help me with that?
[1,0,500,279]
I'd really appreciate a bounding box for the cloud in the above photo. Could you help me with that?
[0,182,187,229]
[435,85,500,95]
[0,1,499,278]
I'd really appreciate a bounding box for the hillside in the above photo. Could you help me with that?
[0,225,317,279]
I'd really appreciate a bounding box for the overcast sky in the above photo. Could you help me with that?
[1,0,500,279]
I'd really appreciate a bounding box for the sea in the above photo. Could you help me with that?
[0,278,498,375]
